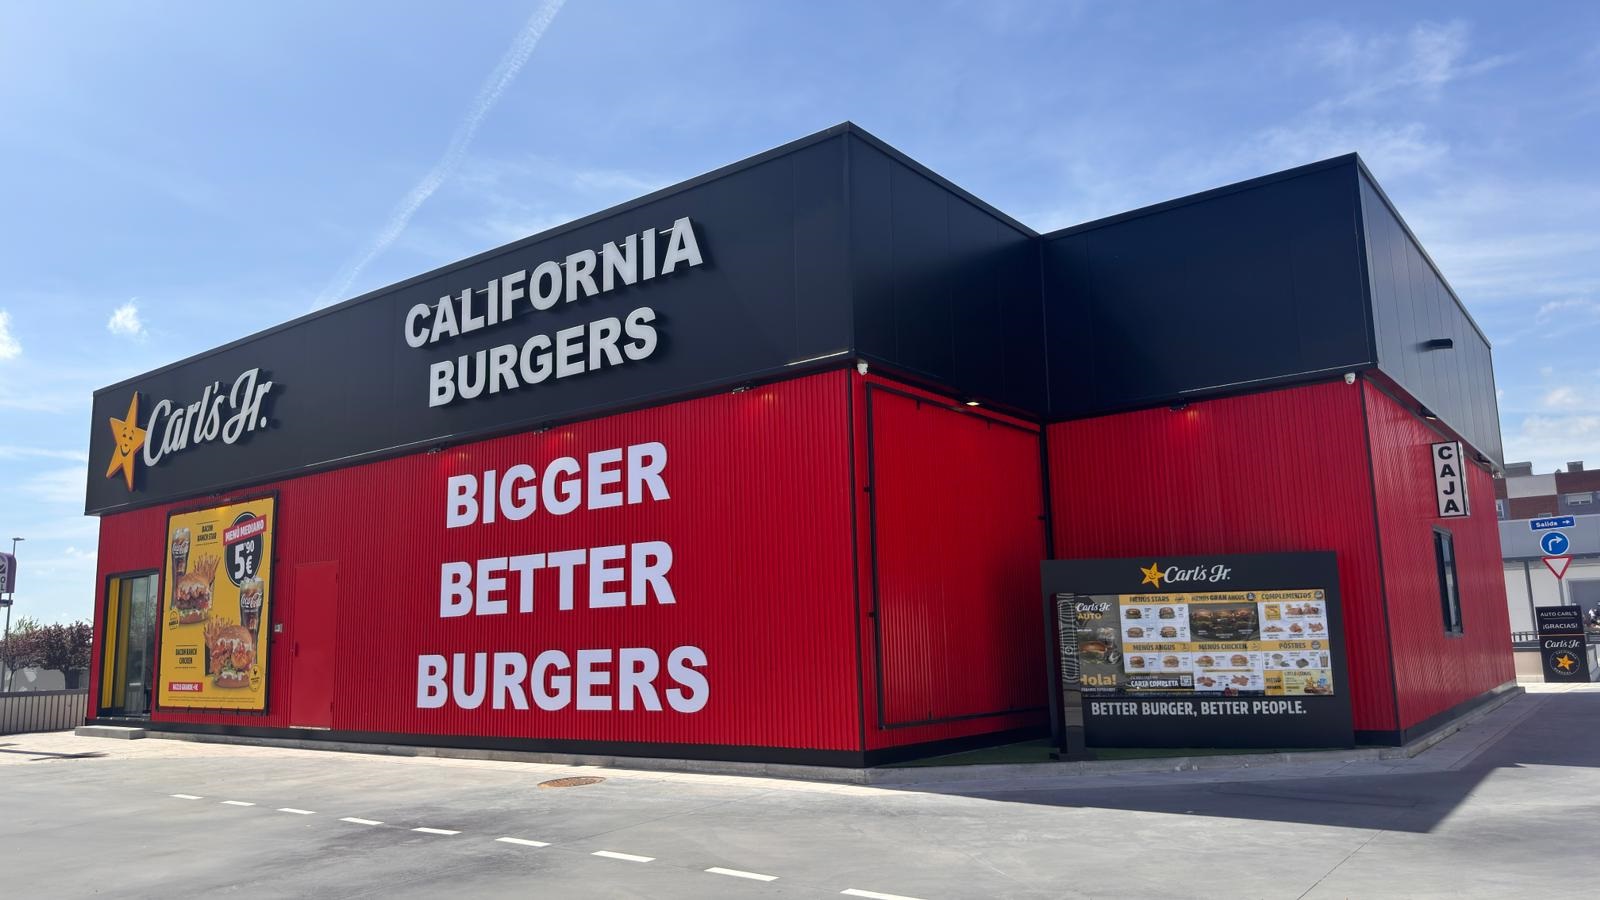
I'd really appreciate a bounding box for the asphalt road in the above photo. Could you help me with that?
[2,686,1596,899]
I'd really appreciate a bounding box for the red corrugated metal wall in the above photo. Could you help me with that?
[1363,382,1514,729]
[92,371,863,752]
[854,376,1050,749]
[1046,381,1399,732]
[867,386,1048,726]
[88,503,171,718]
[95,367,1504,756]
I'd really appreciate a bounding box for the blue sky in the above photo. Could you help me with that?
[1,1,1597,623]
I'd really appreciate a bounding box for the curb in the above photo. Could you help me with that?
[117,687,1525,787]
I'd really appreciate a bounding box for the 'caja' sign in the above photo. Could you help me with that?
[1431,441,1470,518]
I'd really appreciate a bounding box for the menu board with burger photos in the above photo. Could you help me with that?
[1077,589,1334,697]
[155,496,276,712]
[1044,552,1354,750]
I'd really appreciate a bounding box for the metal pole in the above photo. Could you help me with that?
[4,536,20,692]
[2,604,10,693]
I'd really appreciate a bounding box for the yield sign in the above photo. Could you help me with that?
[1544,556,1572,580]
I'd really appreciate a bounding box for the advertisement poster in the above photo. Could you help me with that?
[1044,552,1354,750]
[156,496,276,711]
[1073,590,1334,696]
[1534,606,1592,683]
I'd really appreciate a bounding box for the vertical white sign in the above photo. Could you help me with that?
[1432,441,1469,518]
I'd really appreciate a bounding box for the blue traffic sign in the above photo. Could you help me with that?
[1540,531,1571,556]
[1531,516,1577,531]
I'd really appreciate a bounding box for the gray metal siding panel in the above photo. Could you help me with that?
[1042,160,1374,419]
[850,141,897,362]
[999,229,1046,412]
[791,136,853,355]
[847,135,1047,413]
[1358,173,1503,465]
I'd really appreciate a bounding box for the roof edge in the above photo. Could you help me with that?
[1351,156,1492,351]
[94,122,862,397]
[1042,153,1360,240]
[841,124,1038,238]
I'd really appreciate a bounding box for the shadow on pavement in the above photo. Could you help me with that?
[0,746,109,760]
[912,692,1600,834]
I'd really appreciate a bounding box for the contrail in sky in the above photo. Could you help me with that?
[315,0,568,308]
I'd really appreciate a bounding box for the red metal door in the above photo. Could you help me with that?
[288,561,338,729]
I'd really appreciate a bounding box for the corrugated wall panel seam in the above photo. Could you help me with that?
[1351,173,1379,367]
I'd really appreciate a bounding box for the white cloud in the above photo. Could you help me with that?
[24,544,99,602]
[107,299,146,338]
[443,156,668,248]
[0,446,88,462]
[1299,20,1510,108]
[1536,298,1600,324]
[0,309,19,359]
[1544,386,1583,409]
[0,359,136,414]
[314,0,568,307]
[1256,119,1448,177]
[21,464,90,507]
[1504,413,1600,473]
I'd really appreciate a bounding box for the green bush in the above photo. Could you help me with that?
[2,618,91,673]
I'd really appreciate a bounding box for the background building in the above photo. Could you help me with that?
[1497,461,1600,637]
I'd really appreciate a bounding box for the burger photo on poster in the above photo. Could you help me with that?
[172,555,219,625]
[208,624,256,689]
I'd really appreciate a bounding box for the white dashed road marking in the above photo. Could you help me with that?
[592,850,654,863]
[157,791,899,894]
[706,866,779,882]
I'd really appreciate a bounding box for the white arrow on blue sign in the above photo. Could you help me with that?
[1540,531,1571,556]
[1531,516,1577,531]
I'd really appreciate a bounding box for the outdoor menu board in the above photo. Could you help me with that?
[155,495,276,712]
[1043,552,1354,750]
[1534,606,1592,683]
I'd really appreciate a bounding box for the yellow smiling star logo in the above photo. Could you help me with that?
[1140,562,1165,587]
[1554,653,1578,673]
[105,393,146,491]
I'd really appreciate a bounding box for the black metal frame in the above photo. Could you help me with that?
[155,491,280,717]
[1433,526,1465,636]
[96,567,160,718]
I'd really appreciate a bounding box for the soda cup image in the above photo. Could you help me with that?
[239,576,264,638]
[171,528,191,578]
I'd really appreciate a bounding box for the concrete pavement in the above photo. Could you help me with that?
[2,685,1596,898]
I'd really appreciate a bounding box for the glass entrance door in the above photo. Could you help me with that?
[101,573,158,717]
